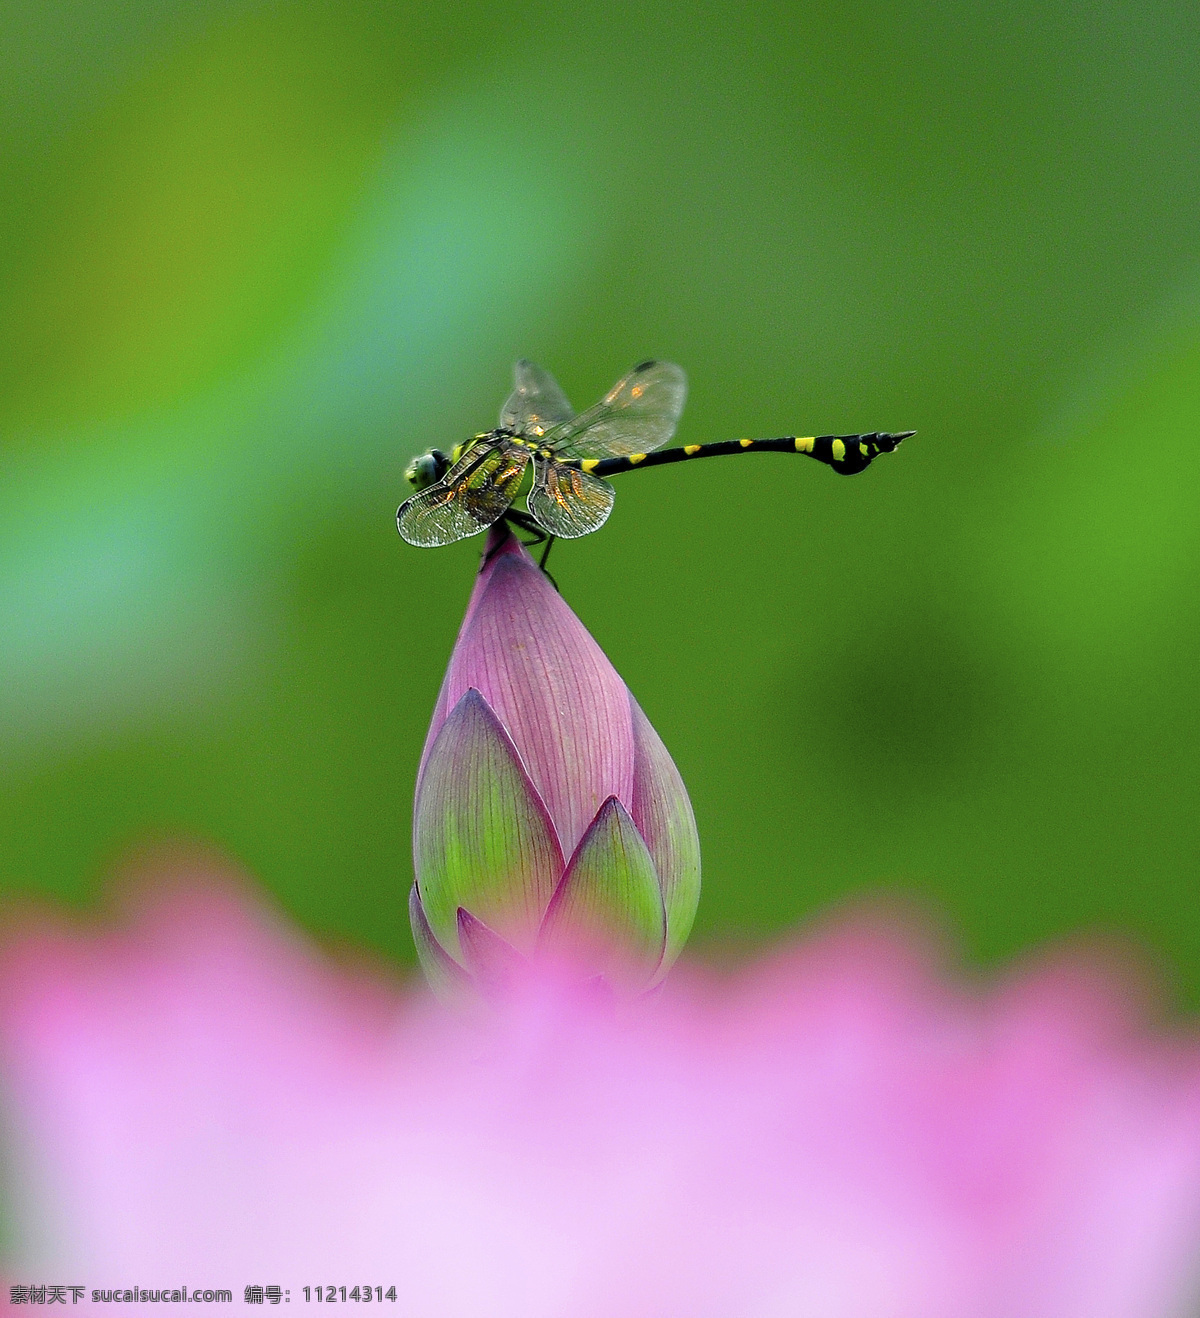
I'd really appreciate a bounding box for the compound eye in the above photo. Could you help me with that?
[405,453,439,490]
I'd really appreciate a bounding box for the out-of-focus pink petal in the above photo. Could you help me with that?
[3,877,1200,1318]
[629,697,700,973]
[415,687,564,957]
[420,529,635,859]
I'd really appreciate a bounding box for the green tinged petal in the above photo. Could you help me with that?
[415,688,563,958]
[629,697,702,974]
[539,796,665,987]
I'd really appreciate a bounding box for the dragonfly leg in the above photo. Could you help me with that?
[485,512,559,589]
[500,509,542,543]
[483,513,540,564]
[537,537,558,591]
[504,512,560,590]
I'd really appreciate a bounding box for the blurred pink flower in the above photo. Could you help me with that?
[2,871,1200,1316]
[411,526,700,994]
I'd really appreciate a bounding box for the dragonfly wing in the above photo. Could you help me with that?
[528,458,615,540]
[499,360,575,437]
[398,443,529,546]
[544,360,686,459]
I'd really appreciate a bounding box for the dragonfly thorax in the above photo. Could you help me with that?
[396,359,688,547]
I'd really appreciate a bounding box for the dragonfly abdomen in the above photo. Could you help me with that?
[570,431,913,479]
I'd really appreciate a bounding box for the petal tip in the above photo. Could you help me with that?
[539,795,666,991]
[409,885,469,1001]
[457,908,527,997]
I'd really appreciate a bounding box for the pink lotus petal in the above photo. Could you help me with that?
[421,529,635,860]
[629,696,700,974]
[3,874,1200,1317]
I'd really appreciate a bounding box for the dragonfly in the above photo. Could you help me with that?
[397,359,913,567]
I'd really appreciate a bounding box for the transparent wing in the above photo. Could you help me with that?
[542,360,686,460]
[527,458,615,539]
[397,442,529,547]
[499,360,575,438]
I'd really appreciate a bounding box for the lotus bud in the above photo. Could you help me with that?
[410,526,700,994]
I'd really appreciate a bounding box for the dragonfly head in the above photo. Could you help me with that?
[405,449,451,491]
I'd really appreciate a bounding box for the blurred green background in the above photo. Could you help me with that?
[2,0,1199,998]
